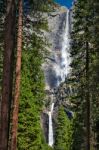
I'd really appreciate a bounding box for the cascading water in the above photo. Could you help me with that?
[53,9,71,87]
[48,103,54,146]
[48,9,71,147]
[60,9,71,79]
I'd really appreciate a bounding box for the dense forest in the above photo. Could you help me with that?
[0,0,99,150]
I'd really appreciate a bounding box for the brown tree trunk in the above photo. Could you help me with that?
[10,0,23,150]
[0,1,16,149]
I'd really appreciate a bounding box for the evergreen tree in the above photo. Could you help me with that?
[70,0,99,149]
[17,37,50,149]
[54,106,73,150]
[10,0,23,149]
[17,1,53,149]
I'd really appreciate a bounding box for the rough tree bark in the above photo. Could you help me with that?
[0,1,16,149]
[10,0,23,149]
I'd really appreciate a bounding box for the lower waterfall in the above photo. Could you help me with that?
[48,103,54,146]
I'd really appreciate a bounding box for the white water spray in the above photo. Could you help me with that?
[54,9,71,86]
[48,103,54,147]
[61,9,71,78]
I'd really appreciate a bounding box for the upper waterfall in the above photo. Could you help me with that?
[55,9,71,86]
[44,8,71,90]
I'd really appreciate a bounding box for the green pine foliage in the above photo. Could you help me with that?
[17,46,46,150]
[70,0,99,149]
[17,13,52,150]
[54,106,73,150]
[17,1,54,149]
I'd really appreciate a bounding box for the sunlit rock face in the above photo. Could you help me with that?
[43,6,71,91]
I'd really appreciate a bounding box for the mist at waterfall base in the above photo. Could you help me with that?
[47,9,71,147]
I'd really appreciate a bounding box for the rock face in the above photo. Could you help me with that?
[41,112,49,142]
[43,6,71,91]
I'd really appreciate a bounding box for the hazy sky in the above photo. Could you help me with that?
[54,0,74,8]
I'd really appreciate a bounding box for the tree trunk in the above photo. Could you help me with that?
[0,1,16,149]
[10,0,23,149]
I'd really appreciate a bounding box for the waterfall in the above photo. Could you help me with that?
[47,8,71,147]
[60,10,71,82]
[60,9,71,81]
[48,103,54,147]
[54,9,71,86]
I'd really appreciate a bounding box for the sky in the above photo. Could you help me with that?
[54,0,74,9]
